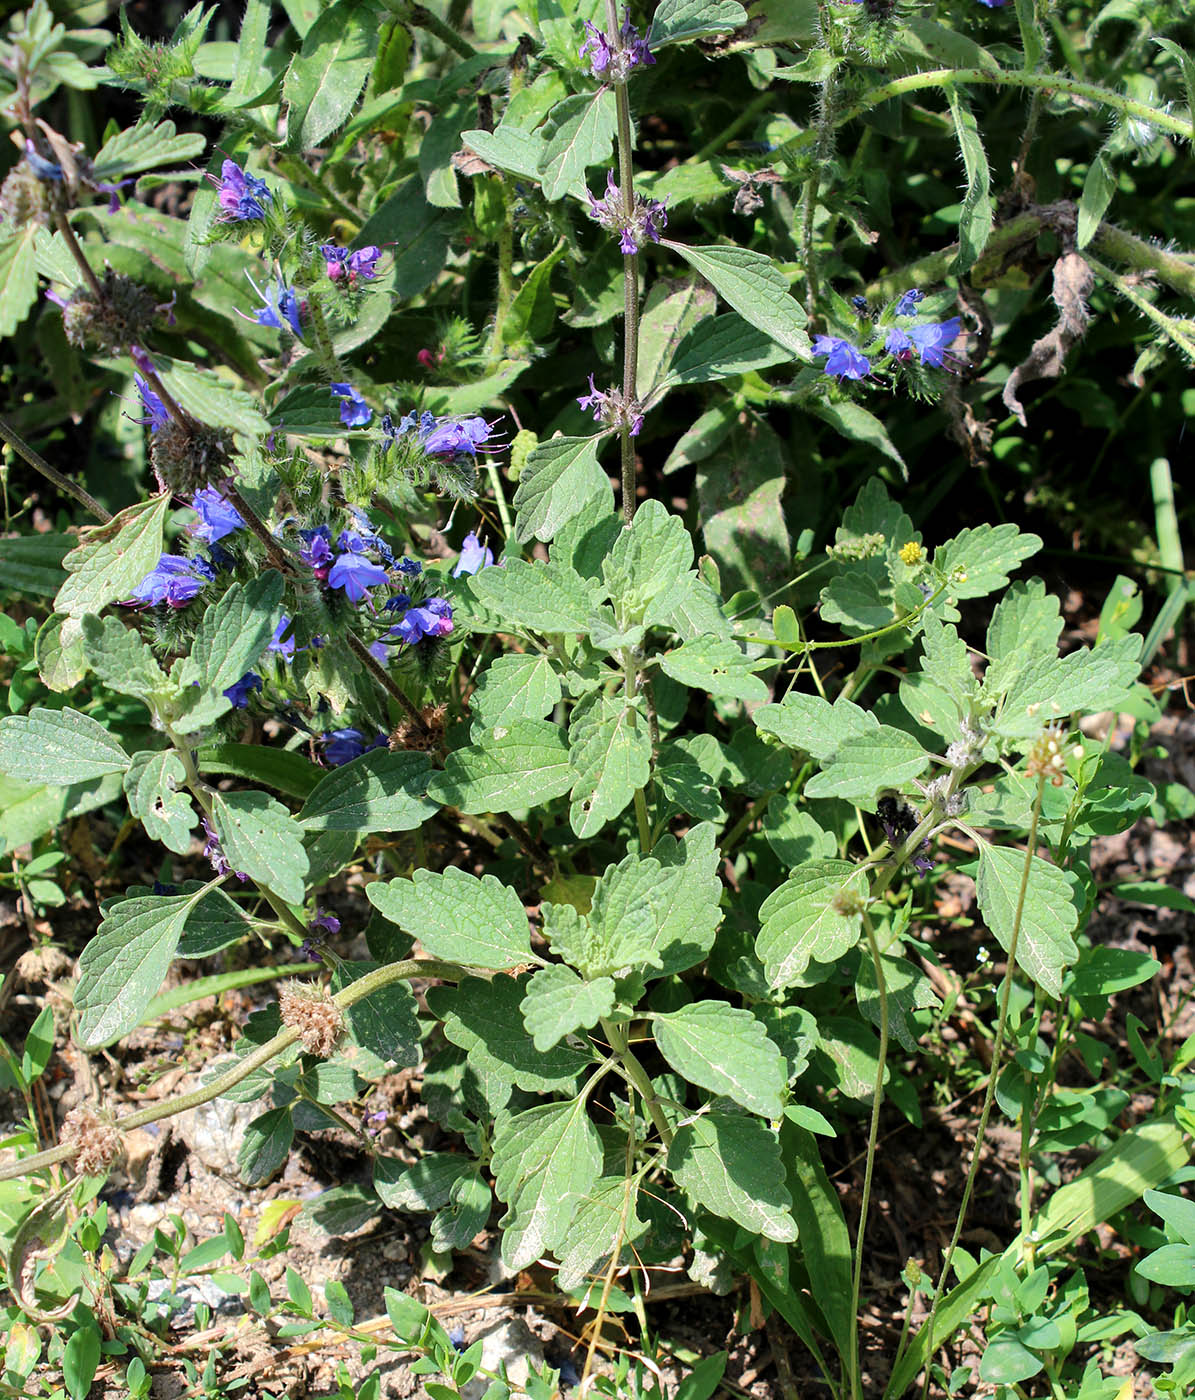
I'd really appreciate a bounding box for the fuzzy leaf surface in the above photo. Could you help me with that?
[55,496,171,620]
[756,860,868,988]
[661,242,810,361]
[520,964,616,1051]
[803,725,928,802]
[667,1112,798,1241]
[300,750,436,832]
[975,843,1080,998]
[654,1002,787,1117]
[0,707,130,784]
[513,436,609,544]
[367,867,533,970]
[428,719,573,813]
[568,694,652,838]
[211,790,308,906]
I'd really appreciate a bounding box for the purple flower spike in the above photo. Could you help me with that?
[907,318,962,368]
[300,525,334,577]
[223,672,262,708]
[577,375,645,436]
[126,554,210,608]
[189,487,245,545]
[328,551,390,603]
[812,334,871,381]
[215,160,272,221]
[133,374,169,433]
[580,13,654,81]
[389,596,454,645]
[331,383,373,428]
[452,532,494,577]
[587,170,667,254]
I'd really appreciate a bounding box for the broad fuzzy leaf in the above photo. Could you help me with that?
[667,1111,797,1242]
[429,975,593,1092]
[538,91,617,202]
[660,635,768,701]
[556,1175,646,1291]
[0,707,130,784]
[648,0,748,45]
[470,558,604,634]
[124,749,195,855]
[331,961,421,1066]
[757,860,868,988]
[367,867,533,970]
[55,495,171,620]
[654,1002,787,1117]
[81,615,170,705]
[428,719,573,813]
[803,725,928,802]
[975,842,1080,997]
[754,691,877,761]
[470,654,563,733]
[513,436,609,544]
[283,0,377,149]
[300,749,436,832]
[75,889,205,1049]
[173,573,285,728]
[211,789,309,906]
[661,242,810,361]
[520,964,616,1051]
[568,694,652,838]
[491,1099,602,1269]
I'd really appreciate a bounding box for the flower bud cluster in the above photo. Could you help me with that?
[1025,723,1082,786]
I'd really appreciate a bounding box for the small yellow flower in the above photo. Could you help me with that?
[899,540,925,567]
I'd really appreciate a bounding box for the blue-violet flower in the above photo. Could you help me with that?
[328,551,389,603]
[452,531,494,577]
[895,288,924,316]
[907,318,962,368]
[133,374,169,433]
[268,616,299,660]
[247,273,304,339]
[215,160,272,222]
[321,244,381,284]
[812,335,871,381]
[331,383,373,428]
[390,597,454,645]
[189,487,245,545]
[322,729,388,766]
[127,554,212,608]
[223,672,262,708]
[578,375,644,436]
[579,14,654,81]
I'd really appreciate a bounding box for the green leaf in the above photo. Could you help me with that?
[979,1338,1043,1385]
[300,749,436,832]
[803,725,928,802]
[0,771,124,857]
[432,1170,493,1251]
[354,178,451,299]
[934,522,1042,601]
[648,0,748,46]
[696,418,790,600]
[492,1098,602,1269]
[602,499,694,622]
[239,1106,294,1185]
[470,557,603,634]
[659,635,769,701]
[459,125,547,183]
[332,961,421,1067]
[1144,1188,1195,1247]
[568,694,652,838]
[667,1111,797,1242]
[429,975,593,1093]
[812,400,907,473]
[91,119,206,178]
[756,860,867,989]
[196,743,322,800]
[428,719,573,813]
[1077,152,1115,250]
[268,384,354,439]
[754,691,877,760]
[653,1002,787,1117]
[637,278,717,403]
[661,242,810,361]
[975,842,1080,998]
[947,89,994,273]
[55,495,171,620]
[75,889,205,1049]
[123,750,196,855]
[173,573,285,728]
[513,436,609,545]
[0,226,40,337]
[1154,37,1195,123]
[520,964,616,1051]
[657,314,789,389]
[81,614,171,705]
[555,1175,645,1291]
[158,358,270,437]
[990,635,1142,742]
[283,0,377,149]
[366,867,533,969]
[375,1152,472,1210]
[0,707,129,784]
[470,654,563,732]
[211,790,309,906]
[0,534,73,597]
[63,1325,100,1400]
[538,91,617,202]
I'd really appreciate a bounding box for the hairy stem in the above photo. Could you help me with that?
[912,776,1046,1396]
[409,3,477,58]
[53,211,103,301]
[344,629,431,731]
[0,957,467,1183]
[487,179,517,371]
[849,915,889,1400]
[0,416,112,523]
[603,1018,674,1149]
[305,293,343,378]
